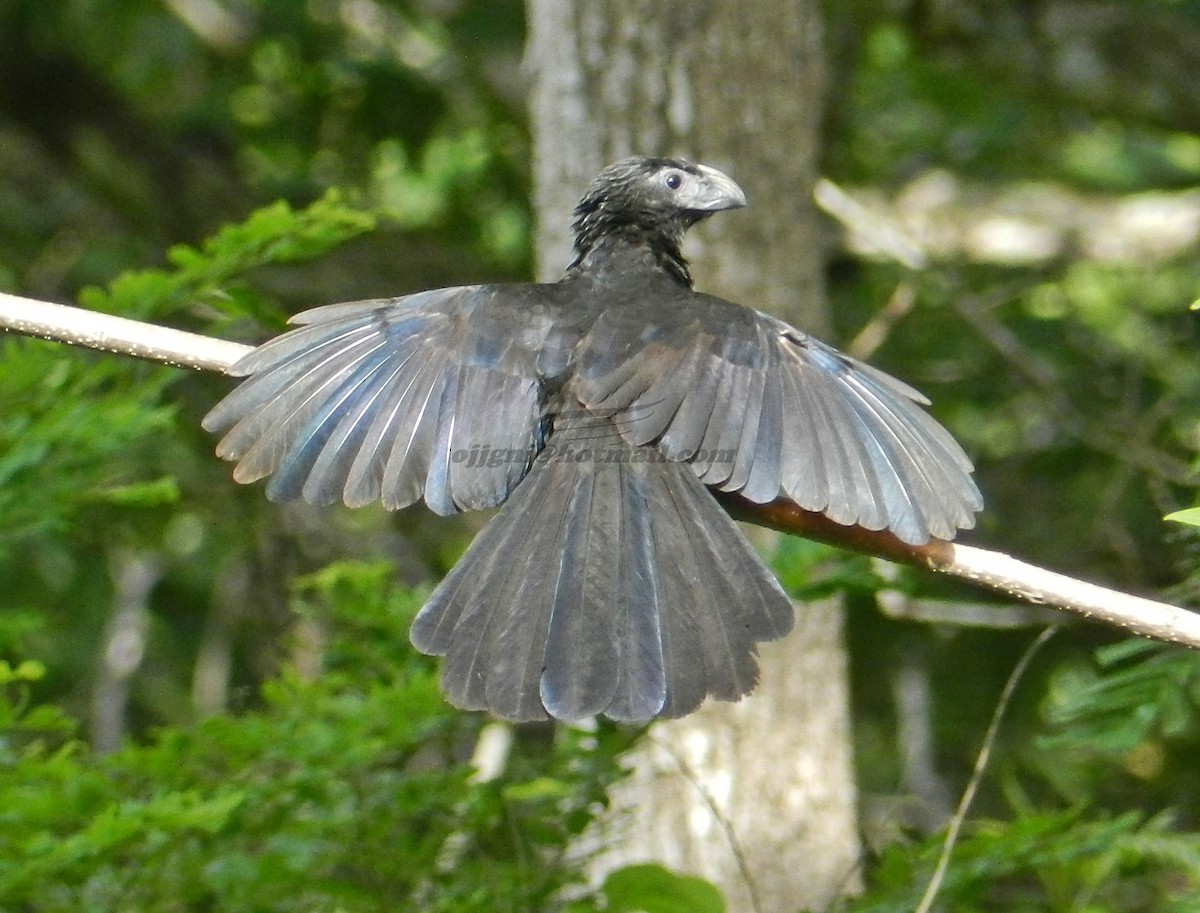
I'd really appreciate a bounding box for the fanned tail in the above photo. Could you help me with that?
[409,435,795,723]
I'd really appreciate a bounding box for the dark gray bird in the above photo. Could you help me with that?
[203,157,982,723]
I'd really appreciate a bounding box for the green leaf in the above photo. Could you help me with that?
[1165,507,1200,526]
[501,776,573,803]
[602,864,725,913]
[0,659,45,685]
[86,476,181,507]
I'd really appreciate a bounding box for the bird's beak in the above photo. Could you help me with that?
[692,164,748,212]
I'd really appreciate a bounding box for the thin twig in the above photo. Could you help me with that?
[648,732,764,913]
[2,292,1198,648]
[913,626,1060,913]
[846,282,917,361]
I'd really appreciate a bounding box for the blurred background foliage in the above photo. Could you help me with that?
[1,0,1200,909]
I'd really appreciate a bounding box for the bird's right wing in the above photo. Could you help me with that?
[203,286,567,515]
[574,298,982,545]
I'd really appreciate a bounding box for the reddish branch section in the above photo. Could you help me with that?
[715,492,957,569]
[719,492,1200,654]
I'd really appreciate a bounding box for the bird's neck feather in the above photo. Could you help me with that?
[568,223,693,286]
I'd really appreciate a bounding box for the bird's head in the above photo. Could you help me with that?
[569,157,746,284]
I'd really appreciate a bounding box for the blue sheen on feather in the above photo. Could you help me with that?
[381,314,434,343]
[466,330,508,367]
[805,344,846,376]
[422,367,460,516]
[265,344,393,502]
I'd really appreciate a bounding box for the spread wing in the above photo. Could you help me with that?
[573,296,982,545]
[203,285,568,515]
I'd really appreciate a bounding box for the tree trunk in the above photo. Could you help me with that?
[526,3,861,909]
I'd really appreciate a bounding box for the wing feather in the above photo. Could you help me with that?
[380,355,448,511]
[268,340,393,502]
[574,297,981,544]
[204,286,563,514]
[210,326,378,470]
[343,346,439,507]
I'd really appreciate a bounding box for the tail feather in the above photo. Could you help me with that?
[424,464,564,718]
[410,438,795,723]
[538,467,623,719]
[659,467,787,705]
[479,484,574,720]
[603,470,669,722]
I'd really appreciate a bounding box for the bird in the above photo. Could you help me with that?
[203,157,982,723]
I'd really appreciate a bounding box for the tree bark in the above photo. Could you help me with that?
[526,2,860,908]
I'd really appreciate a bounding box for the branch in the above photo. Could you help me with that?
[4,291,1198,648]
[0,291,250,373]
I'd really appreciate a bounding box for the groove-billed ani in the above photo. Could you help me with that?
[204,158,982,722]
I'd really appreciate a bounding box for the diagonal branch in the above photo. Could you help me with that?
[4,290,1199,648]
[0,292,249,373]
[717,496,1200,648]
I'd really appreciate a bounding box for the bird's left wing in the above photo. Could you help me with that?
[203,286,567,515]
[573,297,982,545]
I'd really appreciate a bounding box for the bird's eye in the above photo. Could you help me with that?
[664,171,684,191]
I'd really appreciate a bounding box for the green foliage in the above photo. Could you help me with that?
[851,808,1200,912]
[0,0,529,295]
[0,561,632,911]
[772,538,887,602]
[843,639,1200,911]
[1042,640,1200,756]
[0,188,380,562]
[0,343,176,554]
[831,20,1200,902]
[595,864,726,913]
[79,190,377,324]
[0,187,385,565]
